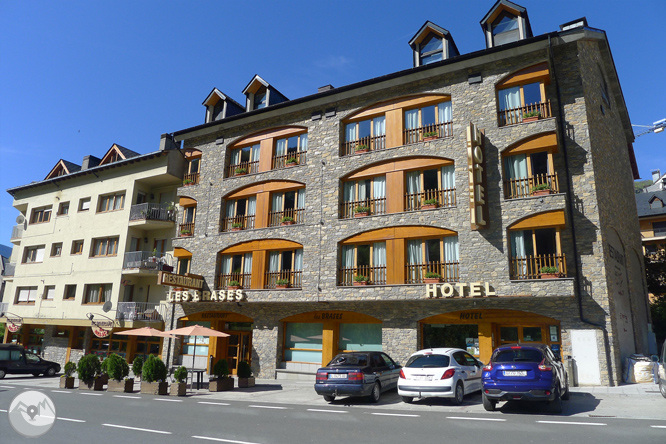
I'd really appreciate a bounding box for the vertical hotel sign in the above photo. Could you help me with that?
[467,122,488,230]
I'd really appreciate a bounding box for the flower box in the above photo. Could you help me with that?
[281,221,295,226]
[108,379,134,393]
[424,278,441,284]
[276,284,289,289]
[238,377,255,388]
[140,381,168,395]
[353,281,368,286]
[231,227,243,231]
[355,148,369,154]
[540,273,560,279]
[79,378,105,391]
[354,212,369,218]
[60,377,75,389]
[531,189,552,197]
[171,382,187,396]
[423,136,438,142]
[227,286,240,290]
[421,204,438,210]
[523,116,540,123]
[209,377,234,392]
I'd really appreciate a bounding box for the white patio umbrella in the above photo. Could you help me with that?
[163,324,230,371]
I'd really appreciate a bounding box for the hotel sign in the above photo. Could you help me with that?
[426,282,496,298]
[467,122,488,230]
[166,289,246,303]
[158,271,205,291]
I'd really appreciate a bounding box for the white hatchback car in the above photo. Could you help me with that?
[398,348,483,404]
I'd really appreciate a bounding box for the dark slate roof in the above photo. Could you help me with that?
[0,244,12,259]
[115,145,140,159]
[62,160,81,173]
[636,189,666,218]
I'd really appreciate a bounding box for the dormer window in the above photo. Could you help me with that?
[243,75,288,111]
[480,1,533,49]
[254,87,267,110]
[492,12,519,46]
[408,21,459,68]
[420,33,443,65]
[202,88,244,123]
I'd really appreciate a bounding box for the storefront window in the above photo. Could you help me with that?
[522,326,543,342]
[182,321,211,356]
[284,323,322,363]
[500,326,519,342]
[422,324,479,356]
[136,337,161,359]
[338,324,382,352]
[90,333,130,358]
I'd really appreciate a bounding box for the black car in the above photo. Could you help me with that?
[0,344,61,378]
[314,352,401,403]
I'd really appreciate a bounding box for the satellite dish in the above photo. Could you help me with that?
[102,301,113,313]
[16,215,25,224]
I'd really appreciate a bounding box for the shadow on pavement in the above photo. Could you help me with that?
[324,388,404,406]
[494,392,601,416]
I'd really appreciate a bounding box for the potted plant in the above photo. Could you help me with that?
[140,355,168,395]
[132,355,144,381]
[231,222,243,231]
[209,360,233,392]
[531,183,552,197]
[285,157,298,166]
[539,266,560,279]
[60,361,76,389]
[105,353,133,393]
[354,206,371,217]
[77,354,104,391]
[353,275,369,286]
[281,216,295,225]
[237,360,255,388]
[99,356,110,385]
[355,144,369,154]
[180,228,192,237]
[424,272,441,284]
[522,110,541,123]
[422,198,439,210]
[235,167,248,176]
[183,178,194,186]
[171,366,188,396]
[227,280,241,290]
[276,278,290,289]
[423,131,439,141]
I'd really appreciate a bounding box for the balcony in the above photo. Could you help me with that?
[183,172,200,186]
[179,222,195,237]
[3,263,15,278]
[116,302,166,323]
[509,254,567,280]
[504,174,559,199]
[216,272,252,289]
[341,134,386,157]
[265,270,302,289]
[403,121,453,145]
[405,261,459,284]
[10,225,23,244]
[122,251,173,276]
[221,215,255,232]
[498,100,552,127]
[0,302,8,315]
[268,208,304,227]
[405,188,456,212]
[227,160,259,178]
[128,203,176,230]
[340,197,387,219]
[339,265,387,286]
[272,151,307,170]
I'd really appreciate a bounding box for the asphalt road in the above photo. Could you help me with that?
[1,380,665,444]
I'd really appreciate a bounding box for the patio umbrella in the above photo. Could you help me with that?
[163,324,230,371]
[114,327,176,362]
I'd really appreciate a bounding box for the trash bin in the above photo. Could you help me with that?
[565,356,577,387]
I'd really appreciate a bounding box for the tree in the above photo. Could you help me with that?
[644,250,666,348]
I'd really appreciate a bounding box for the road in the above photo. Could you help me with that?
[1,379,665,444]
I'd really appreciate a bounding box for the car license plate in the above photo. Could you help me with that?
[413,375,433,381]
[328,374,347,379]
[504,371,527,377]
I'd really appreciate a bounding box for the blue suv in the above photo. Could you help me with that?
[481,344,569,413]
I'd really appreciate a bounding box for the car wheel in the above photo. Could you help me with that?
[46,367,57,377]
[451,381,464,405]
[482,392,496,411]
[401,396,414,403]
[561,377,570,401]
[549,386,562,414]
[323,395,336,402]
[659,378,666,399]
[369,382,381,403]
[0,369,7,379]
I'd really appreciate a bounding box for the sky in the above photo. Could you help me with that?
[1,0,665,248]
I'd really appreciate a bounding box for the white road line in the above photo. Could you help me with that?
[154,398,183,402]
[0,385,15,388]
[650,425,666,429]
[248,405,288,410]
[58,417,86,423]
[113,395,141,399]
[0,409,7,412]
[102,424,172,434]
[192,436,263,444]
[446,416,506,422]
[371,412,420,417]
[307,409,348,414]
[198,401,231,406]
[79,392,103,396]
[51,390,73,394]
[537,420,606,426]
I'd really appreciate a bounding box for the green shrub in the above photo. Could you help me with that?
[286,157,298,164]
[106,353,130,382]
[212,359,230,379]
[523,110,541,119]
[63,361,76,378]
[77,354,101,382]
[276,278,290,286]
[354,275,369,283]
[354,206,370,213]
[132,355,144,377]
[174,366,188,384]
[237,361,252,379]
[540,266,559,274]
[425,272,441,279]
[424,131,438,138]
[281,216,294,223]
[228,280,240,287]
[142,355,167,383]
[235,167,248,174]
[424,198,438,205]
[232,222,243,228]
[355,144,368,151]
[531,183,551,192]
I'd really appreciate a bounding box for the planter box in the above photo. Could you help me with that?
[209,377,234,392]
[286,163,298,167]
[531,189,552,197]
[353,281,368,286]
[355,149,369,154]
[107,379,134,393]
[231,227,243,231]
[238,377,255,388]
[540,273,560,279]
[235,172,247,177]
[421,204,438,210]
[180,233,192,237]
[183,182,194,186]
[227,286,240,290]
[424,278,441,284]
[354,212,369,218]
[171,382,187,396]
[523,116,540,123]
[79,378,105,391]
[276,284,290,289]
[423,136,438,141]
[99,373,109,385]
[60,377,75,389]
[281,221,295,226]
[141,381,168,395]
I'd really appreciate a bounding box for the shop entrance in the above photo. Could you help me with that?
[226,331,251,373]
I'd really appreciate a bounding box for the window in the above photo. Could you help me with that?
[650,198,664,210]
[284,323,323,363]
[492,12,519,46]
[16,287,38,304]
[84,283,112,304]
[91,237,119,257]
[253,87,267,109]
[180,206,196,236]
[504,151,557,198]
[44,286,55,300]
[344,116,386,154]
[510,227,564,280]
[64,285,76,300]
[23,245,45,264]
[404,101,452,144]
[229,143,260,175]
[341,176,386,218]
[177,257,191,275]
[266,249,303,288]
[273,133,308,169]
[404,165,456,211]
[338,324,382,352]
[420,33,443,65]
[98,192,125,212]
[269,189,305,226]
[223,197,256,231]
[79,197,91,212]
[71,240,84,255]
[51,243,63,257]
[340,242,386,285]
[219,253,253,288]
[405,236,459,283]
[653,221,666,237]
[30,206,52,224]
[57,201,70,216]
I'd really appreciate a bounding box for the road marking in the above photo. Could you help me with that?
[248,405,288,410]
[154,398,183,402]
[307,409,348,414]
[650,425,666,429]
[537,420,606,426]
[51,390,72,394]
[0,409,7,412]
[192,436,263,444]
[198,401,231,406]
[446,416,506,422]
[79,392,103,396]
[113,395,141,399]
[58,417,86,423]
[102,424,172,434]
[0,385,15,388]
[371,413,420,417]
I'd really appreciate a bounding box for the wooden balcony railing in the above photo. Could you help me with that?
[498,100,552,127]
[405,261,459,284]
[403,121,453,145]
[268,208,305,227]
[265,270,302,289]
[216,272,252,289]
[404,188,456,212]
[179,222,195,237]
[340,197,387,219]
[504,173,559,199]
[509,254,566,280]
[272,151,307,170]
[221,215,255,232]
[338,265,387,286]
[183,172,200,186]
[227,160,259,178]
[341,134,387,157]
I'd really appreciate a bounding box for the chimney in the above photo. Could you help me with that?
[81,155,101,170]
[652,169,661,184]
[318,85,334,93]
[160,133,180,151]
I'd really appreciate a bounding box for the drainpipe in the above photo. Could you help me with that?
[548,35,614,385]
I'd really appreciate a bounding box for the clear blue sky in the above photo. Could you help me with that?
[1,0,664,246]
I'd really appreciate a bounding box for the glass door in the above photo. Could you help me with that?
[226,331,252,375]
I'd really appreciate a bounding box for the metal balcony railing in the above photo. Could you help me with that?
[116,302,166,322]
[129,203,176,223]
[11,225,23,241]
[3,263,16,277]
[122,251,173,271]
[0,302,8,315]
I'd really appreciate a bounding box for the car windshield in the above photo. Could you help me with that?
[406,354,450,368]
[493,349,543,363]
[328,354,368,367]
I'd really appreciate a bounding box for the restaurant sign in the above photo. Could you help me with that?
[6,316,23,333]
[426,282,496,299]
[91,320,114,338]
[158,271,205,291]
[166,289,246,303]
